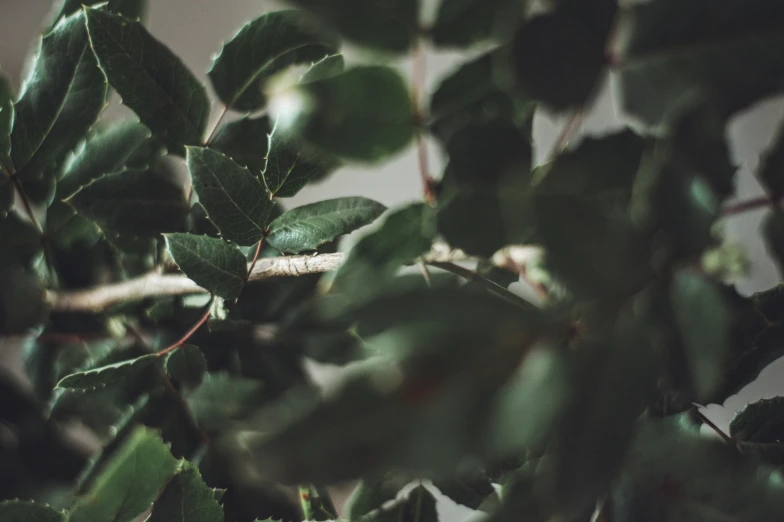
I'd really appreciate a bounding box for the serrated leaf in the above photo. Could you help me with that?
[209,116,271,176]
[47,0,147,31]
[68,169,188,236]
[69,427,180,522]
[287,0,418,53]
[617,0,784,126]
[301,54,345,84]
[208,10,339,111]
[56,353,159,390]
[730,398,784,467]
[186,372,264,433]
[148,463,225,522]
[346,471,411,521]
[10,10,107,180]
[266,197,386,254]
[431,0,520,48]
[278,66,415,162]
[165,234,248,299]
[57,119,152,199]
[0,500,66,522]
[0,70,12,173]
[186,146,273,246]
[85,8,209,154]
[432,471,497,511]
[166,344,207,389]
[263,130,340,198]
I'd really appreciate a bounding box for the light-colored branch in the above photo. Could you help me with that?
[47,246,472,313]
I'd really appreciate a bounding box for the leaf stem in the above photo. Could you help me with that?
[694,408,734,445]
[246,236,265,285]
[203,104,230,146]
[720,195,772,216]
[156,301,213,357]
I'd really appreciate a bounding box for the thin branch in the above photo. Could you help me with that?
[429,261,537,310]
[694,408,734,445]
[411,39,436,203]
[156,302,213,357]
[720,195,772,216]
[246,238,265,284]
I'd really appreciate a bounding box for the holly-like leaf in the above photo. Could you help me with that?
[300,54,345,84]
[57,119,153,199]
[186,146,273,246]
[266,197,386,254]
[431,0,520,48]
[148,463,225,522]
[10,10,107,180]
[346,471,411,521]
[208,10,339,112]
[287,0,418,53]
[56,353,159,390]
[209,116,271,176]
[0,70,12,173]
[165,344,207,390]
[68,169,189,236]
[186,372,264,433]
[46,0,147,31]
[69,427,180,522]
[277,66,415,162]
[85,7,210,154]
[263,131,340,198]
[617,0,784,126]
[165,234,248,299]
[0,500,66,522]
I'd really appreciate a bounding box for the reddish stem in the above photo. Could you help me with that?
[157,304,212,357]
[247,237,265,283]
[720,195,772,216]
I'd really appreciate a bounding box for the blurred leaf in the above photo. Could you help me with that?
[47,0,147,31]
[57,119,153,199]
[761,121,784,202]
[281,66,415,161]
[764,211,784,279]
[617,0,784,126]
[730,397,784,467]
[166,344,207,390]
[85,8,210,154]
[476,260,517,289]
[0,500,65,522]
[263,131,340,198]
[431,0,520,48]
[300,54,345,84]
[287,0,418,53]
[165,234,248,299]
[0,172,12,214]
[56,353,159,390]
[0,212,43,267]
[208,10,338,112]
[720,323,784,403]
[69,427,180,522]
[148,463,225,522]
[0,263,48,335]
[186,146,274,246]
[186,372,265,433]
[0,70,12,173]
[346,471,411,521]
[209,116,271,176]
[433,470,497,511]
[266,197,386,253]
[10,10,107,180]
[400,486,438,522]
[69,169,189,236]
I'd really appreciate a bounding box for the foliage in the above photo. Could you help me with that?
[2,1,784,522]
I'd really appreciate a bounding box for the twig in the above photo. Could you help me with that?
[411,39,436,203]
[246,238,265,284]
[156,302,213,357]
[429,261,537,310]
[720,195,772,216]
[694,408,733,445]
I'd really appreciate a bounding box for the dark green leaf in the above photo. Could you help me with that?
[208,10,339,111]
[432,470,497,511]
[69,427,180,522]
[47,0,147,31]
[263,131,340,198]
[346,471,411,521]
[209,116,271,176]
[10,10,107,179]
[186,372,264,433]
[720,323,784,401]
[165,234,248,299]
[266,197,386,253]
[287,0,418,53]
[57,119,153,199]
[85,8,210,154]
[617,0,784,126]
[148,463,225,522]
[432,0,520,48]
[186,146,273,246]
[166,344,207,390]
[730,397,784,467]
[278,66,415,161]
[0,212,43,267]
[0,70,12,173]
[0,264,48,335]
[56,353,159,390]
[400,486,438,522]
[761,121,784,202]
[300,54,345,84]
[68,169,189,237]
[0,500,66,522]
[765,211,784,280]
[0,171,13,214]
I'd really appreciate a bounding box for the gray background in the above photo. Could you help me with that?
[2,1,784,519]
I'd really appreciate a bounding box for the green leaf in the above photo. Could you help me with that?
[760,122,784,202]
[186,372,264,433]
[166,344,207,390]
[617,0,784,126]
[10,10,107,180]
[0,264,48,335]
[720,323,784,401]
[277,66,415,162]
[69,427,180,522]
[0,70,13,173]
[263,130,340,198]
[300,54,345,84]
[208,10,339,112]
[47,0,147,31]
[432,470,497,511]
[266,197,386,254]
[148,463,225,522]
[57,119,153,199]
[56,353,159,390]
[68,169,189,237]
[186,146,274,246]
[85,7,210,154]
[0,212,43,267]
[730,397,784,467]
[0,500,66,522]
[431,0,520,48]
[346,471,411,521]
[165,234,248,299]
[670,271,731,401]
[209,116,271,176]
[287,0,418,53]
